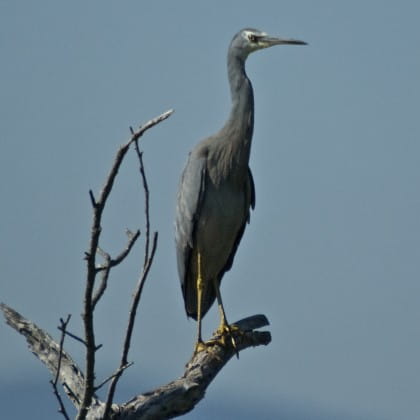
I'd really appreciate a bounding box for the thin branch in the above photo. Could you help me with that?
[95,229,141,273]
[121,232,158,365]
[92,237,142,309]
[102,144,158,417]
[78,110,173,420]
[134,144,151,267]
[130,109,173,144]
[110,229,141,267]
[95,246,109,260]
[0,303,86,408]
[103,231,159,417]
[58,328,87,347]
[102,115,166,417]
[88,190,97,208]
[94,362,134,392]
[54,315,72,385]
[51,380,71,420]
[51,315,72,420]
[63,383,80,406]
[91,254,112,310]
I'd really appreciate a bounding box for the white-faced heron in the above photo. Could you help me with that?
[175,28,306,351]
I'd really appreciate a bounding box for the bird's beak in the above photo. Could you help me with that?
[260,35,307,48]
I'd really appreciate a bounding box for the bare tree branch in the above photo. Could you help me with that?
[0,303,87,409]
[103,136,159,416]
[109,230,141,269]
[93,229,141,308]
[92,253,112,309]
[129,109,173,144]
[51,315,72,420]
[78,110,173,420]
[94,362,134,393]
[118,315,271,420]
[104,233,158,417]
[58,327,87,347]
[54,315,72,385]
[0,303,270,419]
[133,143,151,268]
[95,230,140,273]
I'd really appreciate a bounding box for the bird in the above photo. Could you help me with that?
[175,28,306,351]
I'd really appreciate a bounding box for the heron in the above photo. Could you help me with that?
[175,28,306,351]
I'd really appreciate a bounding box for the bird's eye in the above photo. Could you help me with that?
[248,34,258,43]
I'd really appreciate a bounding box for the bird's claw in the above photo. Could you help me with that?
[192,323,243,358]
[213,322,243,358]
[193,340,208,354]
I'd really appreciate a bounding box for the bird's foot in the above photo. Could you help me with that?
[192,325,243,357]
[212,322,244,358]
[215,321,240,337]
[193,340,209,354]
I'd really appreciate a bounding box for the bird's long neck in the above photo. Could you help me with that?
[224,51,254,165]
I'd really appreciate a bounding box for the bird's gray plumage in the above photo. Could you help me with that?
[175,28,306,323]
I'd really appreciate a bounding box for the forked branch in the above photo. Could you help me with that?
[0,303,270,419]
[78,110,173,420]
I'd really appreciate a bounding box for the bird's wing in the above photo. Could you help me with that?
[221,166,255,274]
[175,151,207,295]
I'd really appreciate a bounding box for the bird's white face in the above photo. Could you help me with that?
[241,29,270,51]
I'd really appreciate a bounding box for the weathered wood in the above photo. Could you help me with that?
[1,303,270,419]
[0,303,88,409]
[117,315,271,419]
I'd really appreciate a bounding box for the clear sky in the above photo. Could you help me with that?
[1,1,419,419]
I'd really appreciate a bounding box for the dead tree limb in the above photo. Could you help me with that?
[103,137,160,416]
[0,304,270,419]
[78,110,173,420]
[51,315,73,420]
[0,303,86,409]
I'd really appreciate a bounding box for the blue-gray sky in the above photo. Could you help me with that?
[1,1,419,419]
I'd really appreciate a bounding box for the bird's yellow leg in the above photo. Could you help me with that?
[194,252,207,353]
[193,254,241,356]
[214,278,229,334]
[212,277,240,355]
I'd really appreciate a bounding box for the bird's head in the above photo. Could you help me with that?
[230,28,307,59]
